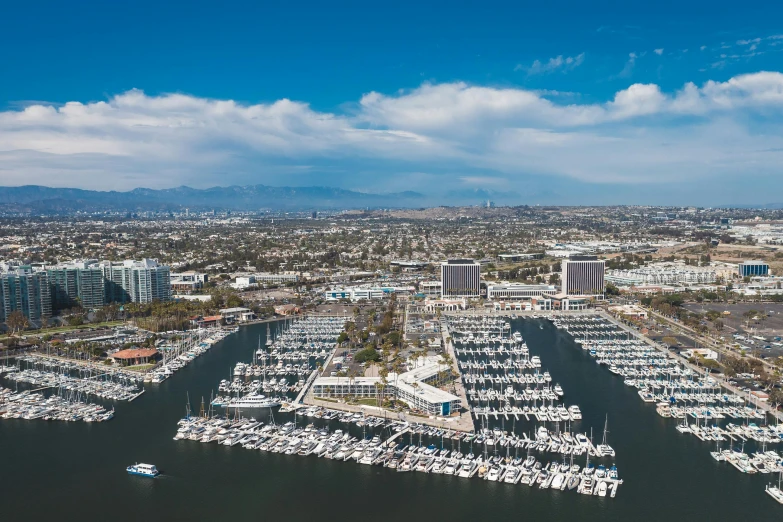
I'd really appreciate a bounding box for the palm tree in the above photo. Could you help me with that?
[374,381,383,407]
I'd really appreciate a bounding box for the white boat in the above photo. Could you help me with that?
[597,416,615,457]
[218,393,281,409]
[766,473,783,504]
[126,463,159,478]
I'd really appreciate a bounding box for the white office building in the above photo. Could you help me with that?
[486,283,557,300]
[419,280,441,298]
[255,273,299,284]
[324,286,415,302]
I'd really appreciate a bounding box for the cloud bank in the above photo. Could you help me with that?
[1,72,783,203]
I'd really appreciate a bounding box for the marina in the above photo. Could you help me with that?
[558,313,783,493]
[211,316,345,409]
[2,317,783,521]
[0,387,115,422]
[144,326,238,384]
[172,409,623,497]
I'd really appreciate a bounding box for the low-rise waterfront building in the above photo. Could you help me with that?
[312,356,461,416]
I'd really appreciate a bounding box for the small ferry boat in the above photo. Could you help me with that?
[126,463,159,478]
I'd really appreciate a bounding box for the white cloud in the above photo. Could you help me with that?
[615,52,637,78]
[654,48,664,55]
[2,73,783,192]
[521,53,585,75]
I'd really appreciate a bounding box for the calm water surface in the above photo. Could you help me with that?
[1,319,781,521]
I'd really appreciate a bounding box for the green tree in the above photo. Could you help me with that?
[6,311,28,335]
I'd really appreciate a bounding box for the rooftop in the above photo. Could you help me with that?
[110,348,159,359]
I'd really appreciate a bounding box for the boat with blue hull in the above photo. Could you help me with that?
[127,463,159,478]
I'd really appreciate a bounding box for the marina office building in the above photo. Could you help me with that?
[440,259,481,297]
[312,356,461,416]
[561,257,606,298]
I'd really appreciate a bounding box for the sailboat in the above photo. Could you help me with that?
[265,324,273,347]
[597,415,615,457]
[766,471,783,504]
[710,439,724,461]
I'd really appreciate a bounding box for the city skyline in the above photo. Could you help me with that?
[2,1,783,205]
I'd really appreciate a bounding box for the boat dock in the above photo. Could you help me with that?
[0,387,115,422]
[172,411,622,498]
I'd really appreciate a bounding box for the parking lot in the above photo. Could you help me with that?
[683,302,783,337]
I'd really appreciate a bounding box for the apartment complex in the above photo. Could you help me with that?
[0,271,52,325]
[99,259,171,304]
[46,263,106,310]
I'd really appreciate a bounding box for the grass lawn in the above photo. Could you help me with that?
[125,363,156,372]
[1,321,126,341]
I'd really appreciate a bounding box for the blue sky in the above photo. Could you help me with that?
[2,0,783,205]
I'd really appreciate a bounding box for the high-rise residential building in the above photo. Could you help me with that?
[76,268,107,308]
[561,257,606,297]
[101,262,132,304]
[738,260,770,278]
[46,266,78,310]
[0,271,52,326]
[440,259,481,297]
[46,264,105,310]
[99,259,171,304]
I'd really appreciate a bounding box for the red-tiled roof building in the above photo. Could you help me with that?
[110,348,160,366]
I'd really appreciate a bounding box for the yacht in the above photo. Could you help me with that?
[126,463,159,478]
[218,393,282,409]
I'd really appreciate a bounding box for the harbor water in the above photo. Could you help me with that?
[1,318,780,521]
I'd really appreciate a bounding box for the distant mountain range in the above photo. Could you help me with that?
[0,185,433,213]
[1,185,778,213]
